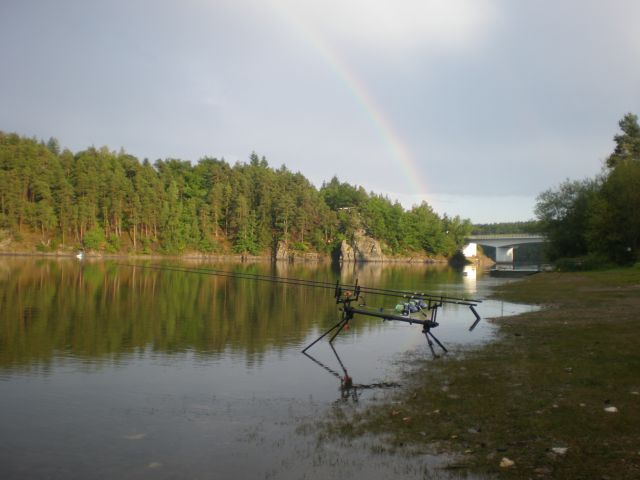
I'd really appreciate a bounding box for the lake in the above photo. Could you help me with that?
[0,258,536,479]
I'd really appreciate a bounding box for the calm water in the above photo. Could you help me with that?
[0,258,535,479]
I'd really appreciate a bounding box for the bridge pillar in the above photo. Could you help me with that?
[496,246,514,263]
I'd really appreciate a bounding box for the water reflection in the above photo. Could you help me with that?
[0,257,537,480]
[462,264,477,294]
[0,258,342,371]
[0,258,491,372]
[303,345,401,402]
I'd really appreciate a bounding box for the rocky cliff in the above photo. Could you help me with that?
[274,241,324,262]
[339,230,385,262]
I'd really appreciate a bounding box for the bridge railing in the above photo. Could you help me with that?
[467,234,546,240]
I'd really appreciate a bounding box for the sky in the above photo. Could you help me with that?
[1,0,639,223]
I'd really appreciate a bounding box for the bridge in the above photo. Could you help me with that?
[463,234,547,263]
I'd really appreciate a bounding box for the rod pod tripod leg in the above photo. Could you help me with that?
[302,316,349,353]
[423,326,448,357]
[423,305,447,358]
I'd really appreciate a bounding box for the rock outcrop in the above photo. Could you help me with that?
[275,241,324,262]
[340,230,385,262]
[275,240,290,261]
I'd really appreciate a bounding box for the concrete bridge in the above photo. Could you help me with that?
[463,234,547,263]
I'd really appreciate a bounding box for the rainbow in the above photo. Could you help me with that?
[270,2,431,202]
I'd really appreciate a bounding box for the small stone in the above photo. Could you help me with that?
[552,404,559,409]
[579,403,586,407]
[391,410,401,416]
[564,367,573,373]
[631,391,639,395]
[419,431,426,436]
[604,406,618,413]
[500,457,515,468]
[534,467,551,475]
[551,447,568,455]
[451,434,458,439]
[464,449,473,454]
[467,427,480,434]
[402,416,411,422]
[432,409,440,414]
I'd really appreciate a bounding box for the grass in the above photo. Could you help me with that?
[320,268,640,479]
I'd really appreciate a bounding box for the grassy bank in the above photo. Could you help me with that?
[322,269,640,479]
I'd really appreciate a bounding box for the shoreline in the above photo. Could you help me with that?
[320,268,640,479]
[0,250,450,265]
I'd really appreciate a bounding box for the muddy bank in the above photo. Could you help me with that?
[320,268,640,479]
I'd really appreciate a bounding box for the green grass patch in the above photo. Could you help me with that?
[320,270,640,479]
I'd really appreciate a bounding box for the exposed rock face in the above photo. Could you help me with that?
[340,230,385,262]
[275,241,323,262]
[275,241,290,261]
[340,240,355,262]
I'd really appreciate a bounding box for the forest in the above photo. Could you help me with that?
[535,113,640,266]
[0,131,471,258]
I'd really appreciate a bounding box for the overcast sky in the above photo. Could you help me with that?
[1,0,639,222]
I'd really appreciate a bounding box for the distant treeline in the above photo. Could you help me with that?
[535,113,640,265]
[471,221,539,235]
[0,131,471,256]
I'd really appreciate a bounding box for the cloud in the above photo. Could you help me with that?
[273,0,498,52]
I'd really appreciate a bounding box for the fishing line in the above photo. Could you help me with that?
[114,262,480,306]
[113,261,482,356]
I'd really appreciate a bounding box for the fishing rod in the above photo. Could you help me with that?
[119,263,481,303]
[115,262,482,357]
[116,262,339,292]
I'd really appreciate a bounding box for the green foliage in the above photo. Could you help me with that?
[198,238,220,253]
[106,234,120,254]
[535,178,599,260]
[141,237,152,255]
[536,113,640,265]
[290,242,308,252]
[472,220,540,235]
[0,130,470,258]
[83,226,105,251]
[606,113,640,168]
[588,162,640,264]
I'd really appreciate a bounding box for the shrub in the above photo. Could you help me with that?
[106,234,120,253]
[83,227,105,251]
[199,238,220,253]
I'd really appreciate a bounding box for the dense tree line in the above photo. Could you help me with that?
[536,113,640,265]
[0,132,469,257]
[471,221,539,235]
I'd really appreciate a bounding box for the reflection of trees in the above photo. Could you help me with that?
[339,263,458,307]
[0,259,340,369]
[0,259,459,370]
